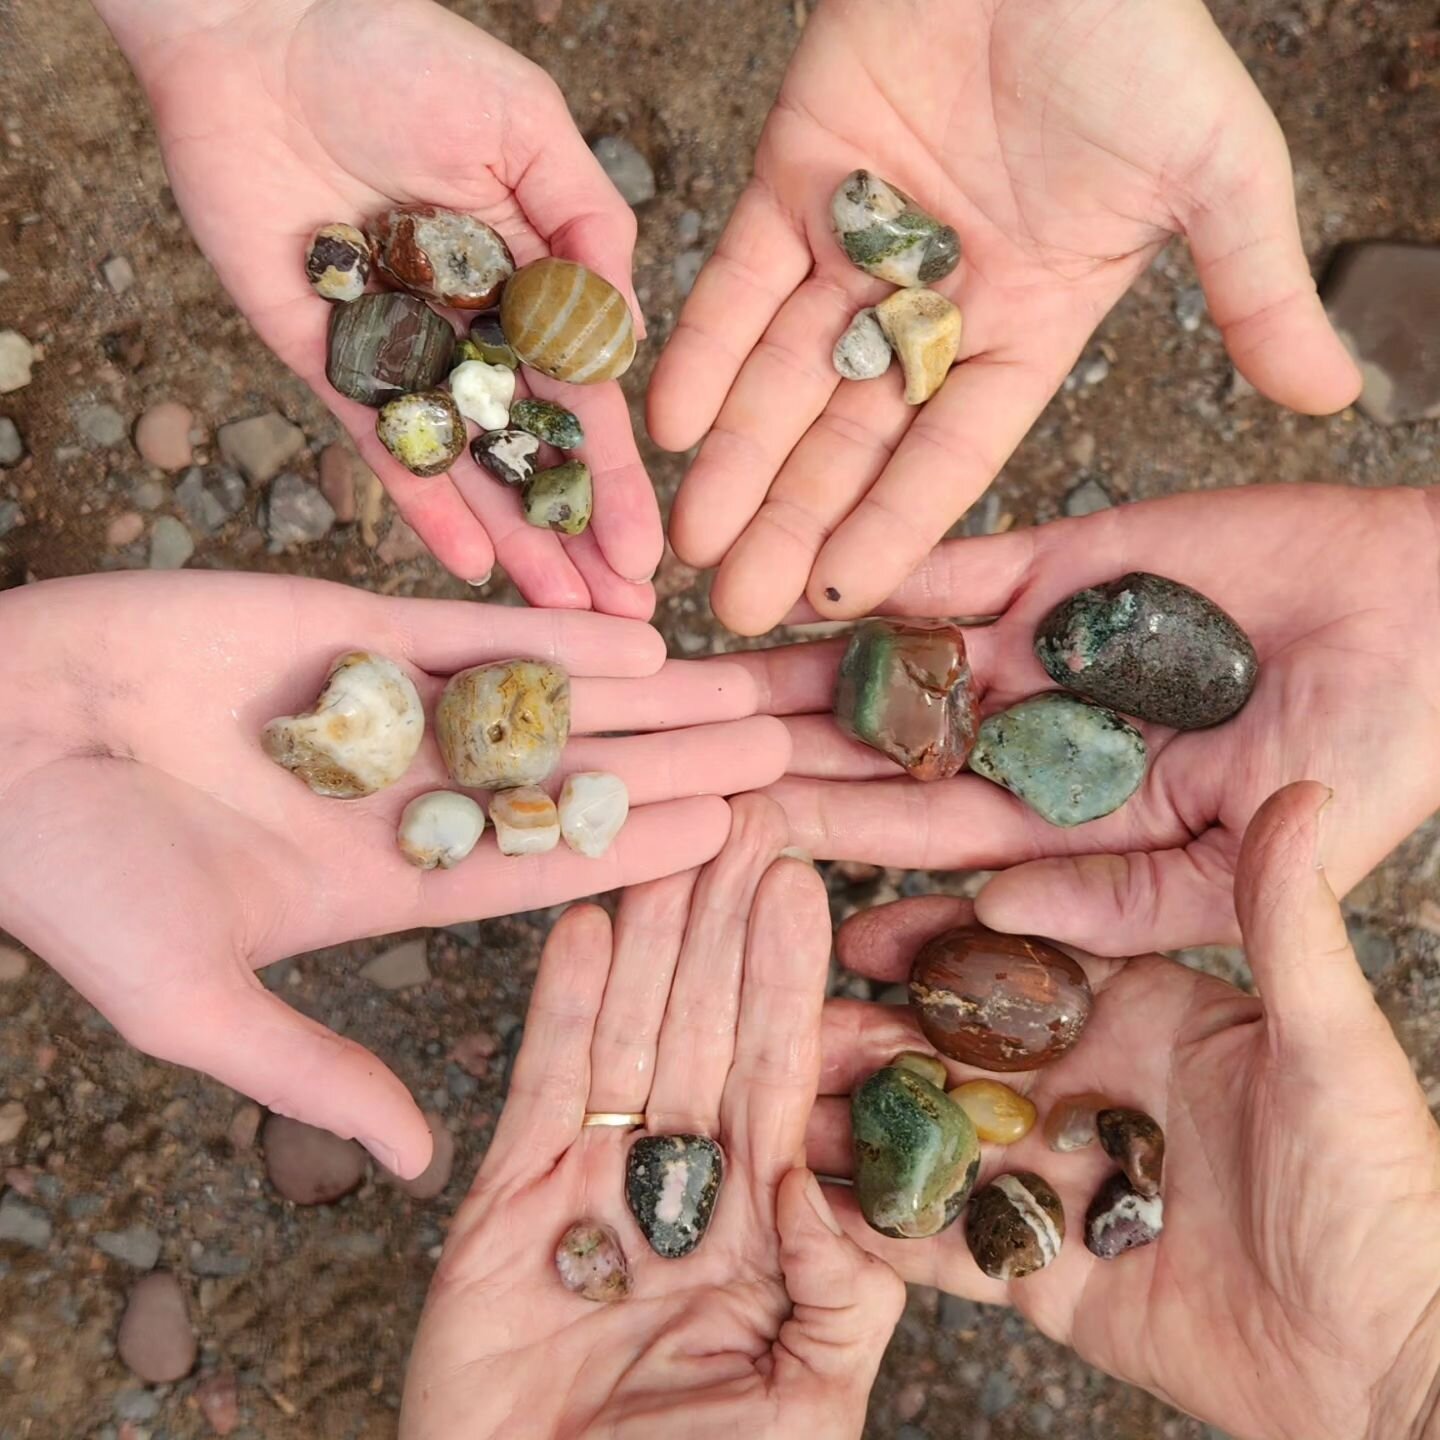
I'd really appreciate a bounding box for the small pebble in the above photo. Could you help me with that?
[1097,1107,1165,1198]
[895,1382,929,1423]
[397,791,485,870]
[833,307,893,381]
[384,1112,454,1199]
[264,473,335,548]
[626,1134,725,1257]
[377,389,466,477]
[558,771,629,857]
[76,403,128,448]
[106,512,145,548]
[948,1079,1036,1144]
[95,1225,162,1271]
[0,945,28,982]
[369,204,514,310]
[360,938,431,990]
[491,787,561,856]
[305,222,371,303]
[102,254,136,295]
[1063,476,1112,517]
[0,500,23,538]
[175,466,246,536]
[449,359,515,429]
[0,417,22,465]
[318,443,359,522]
[471,427,540,487]
[591,135,656,206]
[0,331,35,393]
[890,1051,949,1089]
[1042,1092,1108,1152]
[676,209,703,247]
[966,1173,1064,1280]
[510,397,584,449]
[262,1114,367,1204]
[217,413,306,486]
[831,170,960,286]
[875,288,962,405]
[555,1219,631,1300]
[1085,1171,1163,1258]
[117,1272,196,1383]
[134,402,195,471]
[524,460,592,535]
[228,1103,262,1151]
[0,1192,50,1248]
[129,476,166,511]
[449,1032,499,1077]
[0,1100,27,1144]
[673,248,705,296]
[147,515,194,570]
[196,1371,240,1437]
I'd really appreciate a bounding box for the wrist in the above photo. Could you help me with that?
[90,0,314,76]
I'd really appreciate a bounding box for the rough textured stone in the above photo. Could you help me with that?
[369,204,514,310]
[96,1225,162,1271]
[965,1172,1064,1280]
[1097,1108,1165,1198]
[134,401,195,470]
[510,398,584,449]
[523,460,592,535]
[117,1272,196,1383]
[852,1064,979,1239]
[910,925,1093,1071]
[449,358,515,429]
[376,390,465,478]
[360,939,430,990]
[876,288,962,404]
[262,1115,366,1205]
[834,620,978,781]
[76,402,128,448]
[968,692,1147,827]
[833,307,893,381]
[831,170,960,286]
[555,1220,631,1301]
[0,1193,50,1249]
[0,331,34,393]
[591,135,656,206]
[1085,1171,1163,1258]
[264,473,335,548]
[218,413,306,485]
[0,417,23,465]
[436,660,571,789]
[626,1134,725,1258]
[102,254,136,295]
[326,292,455,407]
[147,515,194,570]
[1035,572,1259,730]
[175,466,246,536]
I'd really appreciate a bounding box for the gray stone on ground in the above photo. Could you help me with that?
[218,412,306,485]
[0,1100,26,1143]
[75,402,128,448]
[175,466,246,535]
[265,473,335,548]
[1175,285,1207,332]
[0,330,35,393]
[676,209,702,247]
[361,939,430,990]
[0,417,22,465]
[590,136,656,206]
[673,249,704,296]
[113,1389,160,1423]
[1065,347,1109,390]
[102,254,136,295]
[1346,915,1397,978]
[1063,476,1113,517]
[191,1244,249,1277]
[0,500,24,539]
[96,1225,162,1270]
[148,514,194,570]
[980,1371,1017,1416]
[261,1114,367,1205]
[938,1292,981,1329]
[129,475,167,511]
[962,488,1003,537]
[117,1272,196,1383]
[0,1193,52,1249]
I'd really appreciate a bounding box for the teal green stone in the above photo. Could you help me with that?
[852,1065,980,1239]
[968,692,1146,827]
[523,461,592,535]
[510,398,584,449]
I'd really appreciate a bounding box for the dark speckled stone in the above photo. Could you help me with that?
[625,1135,723,1258]
[1034,573,1258,730]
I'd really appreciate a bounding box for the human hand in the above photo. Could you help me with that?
[731,484,1440,954]
[400,797,904,1439]
[0,573,788,1177]
[92,0,659,613]
[649,0,1362,635]
[805,783,1440,1440]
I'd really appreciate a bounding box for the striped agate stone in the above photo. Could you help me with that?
[500,258,636,383]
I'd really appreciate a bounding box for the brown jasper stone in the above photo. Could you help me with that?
[909,925,1092,1071]
[500,258,637,383]
[965,1172,1064,1280]
[369,204,514,310]
[1097,1107,1165,1198]
[1042,1092,1109,1153]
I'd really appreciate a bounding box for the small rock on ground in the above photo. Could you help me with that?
[113,1389,161,1423]
[148,514,194,570]
[96,1224,162,1270]
[318,442,360,523]
[228,1102,262,1151]
[384,1112,455,1200]
[175,466,246,536]
[590,136,656,206]
[0,500,23,538]
[134,401,195,471]
[117,1272,196,1383]
[102,254,136,295]
[0,944,28,982]
[196,1371,240,1436]
[1175,285,1207,333]
[0,1100,27,1144]
[1063,476,1113,517]
[218,412,306,486]
[106,511,145,548]
[449,1031,499,1077]
[0,330,36,393]
[361,939,430,990]
[0,417,22,465]
[262,1114,367,1205]
[265,473,335,548]
[676,209,702,247]
[673,249,704,296]
[0,1192,51,1249]
[1346,915,1397,978]
[76,402,128,448]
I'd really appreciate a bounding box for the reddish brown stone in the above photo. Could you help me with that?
[369,205,513,310]
[909,925,1092,1071]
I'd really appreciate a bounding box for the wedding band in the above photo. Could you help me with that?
[581,1112,647,1128]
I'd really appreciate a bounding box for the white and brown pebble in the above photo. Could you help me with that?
[965,1172,1064,1280]
[1085,1172,1163,1259]
[555,1220,631,1302]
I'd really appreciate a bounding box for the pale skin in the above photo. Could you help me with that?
[649,0,1363,635]
[90,0,661,613]
[0,573,790,1177]
[401,797,904,1439]
[806,783,1440,1440]
[723,485,1440,955]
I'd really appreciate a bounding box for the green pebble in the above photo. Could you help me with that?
[852,1065,979,1239]
[523,460,592,535]
[968,692,1147,828]
[511,398,584,449]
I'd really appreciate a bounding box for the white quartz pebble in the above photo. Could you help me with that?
[449,359,516,430]
[397,791,486,870]
[559,772,629,858]
[490,786,560,856]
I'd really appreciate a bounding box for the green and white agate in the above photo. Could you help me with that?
[831,170,960,287]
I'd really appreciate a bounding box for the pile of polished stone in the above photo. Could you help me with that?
[834,570,1259,827]
[306,206,639,537]
[261,650,628,864]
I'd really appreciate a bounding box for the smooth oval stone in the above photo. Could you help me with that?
[909,925,1093,1071]
[510,397,584,449]
[376,389,466,477]
[436,659,571,789]
[834,619,979,781]
[326,292,455,407]
[369,204,514,310]
[891,1051,949,1089]
[1085,1172,1163,1259]
[833,307,893,381]
[625,1134,724,1258]
[1042,1092,1109,1153]
[555,1220,631,1301]
[500,258,636,383]
[831,170,961,286]
[1097,1107,1165,1198]
[397,791,485,870]
[968,692,1147,828]
[965,1172,1064,1280]
[305,222,371,302]
[117,1272,197,1384]
[852,1065,980,1239]
[523,460,592,536]
[468,311,519,369]
[471,427,541,488]
[261,1114,366,1205]
[1034,572,1259,730]
[875,287,962,405]
[558,771,629,858]
[489,786,561,856]
[948,1079,1036,1145]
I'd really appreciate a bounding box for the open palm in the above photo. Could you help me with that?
[402,799,903,1439]
[98,0,659,612]
[649,0,1361,634]
[806,784,1440,1440]
[733,485,1440,954]
[0,573,787,1176]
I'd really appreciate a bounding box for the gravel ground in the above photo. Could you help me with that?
[1,0,1438,1436]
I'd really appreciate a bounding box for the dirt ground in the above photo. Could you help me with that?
[1,0,1438,1436]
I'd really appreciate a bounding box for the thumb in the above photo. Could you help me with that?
[154,974,433,1179]
[1234,781,1391,1061]
[1183,114,1361,415]
[773,1169,905,1395]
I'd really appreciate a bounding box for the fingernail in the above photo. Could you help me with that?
[805,1172,844,1235]
[467,571,493,588]
[780,845,814,866]
[1315,785,1336,871]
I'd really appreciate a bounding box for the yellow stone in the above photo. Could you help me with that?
[500,258,637,384]
[892,1051,949,1089]
[947,1079,1036,1145]
[876,288,962,405]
